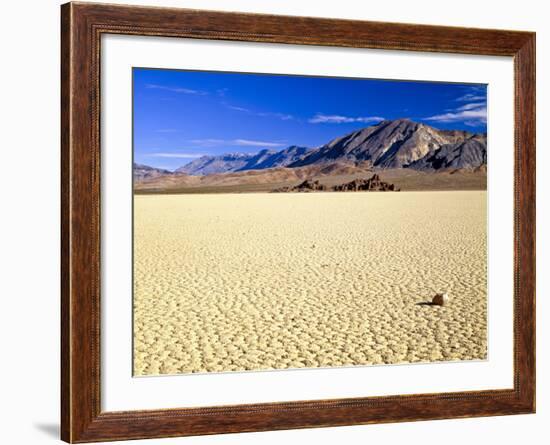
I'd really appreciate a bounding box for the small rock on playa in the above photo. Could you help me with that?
[432,293,450,306]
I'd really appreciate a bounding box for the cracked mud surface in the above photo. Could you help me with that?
[133,191,487,376]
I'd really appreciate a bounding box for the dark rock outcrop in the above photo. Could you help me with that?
[272,174,398,193]
[332,174,399,192]
[272,179,327,193]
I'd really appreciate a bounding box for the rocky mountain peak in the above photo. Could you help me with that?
[139,119,486,177]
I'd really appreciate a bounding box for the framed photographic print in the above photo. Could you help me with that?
[61,2,535,443]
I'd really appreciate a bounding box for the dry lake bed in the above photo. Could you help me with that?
[133,191,487,376]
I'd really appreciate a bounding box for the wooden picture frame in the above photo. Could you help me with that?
[61,2,535,442]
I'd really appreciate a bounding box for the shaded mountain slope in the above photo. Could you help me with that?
[289,119,484,170]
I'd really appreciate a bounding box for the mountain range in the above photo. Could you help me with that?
[149,119,486,178]
[175,145,311,176]
[133,119,487,197]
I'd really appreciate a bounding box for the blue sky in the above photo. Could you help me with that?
[133,68,487,171]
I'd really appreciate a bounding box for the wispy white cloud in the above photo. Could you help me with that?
[425,107,487,124]
[145,84,208,95]
[455,93,486,102]
[225,104,250,112]
[190,138,285,148]
[222,102,293,121]
[454,102,486,111]
[427,88,487,126]
[155,128,179,133]
[464,120,484,127]
[147,152,207,159]
[308,114,385,124]
[257,111,294,121]
[189,139,225,147]
[233,139,285,147]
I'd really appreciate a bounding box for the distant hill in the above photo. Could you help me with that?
[176,146,311,176]
[133,163,173,181]
[175,153,252,176]
[240,146,311,171]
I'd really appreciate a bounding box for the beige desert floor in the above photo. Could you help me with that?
[133,191,487,376]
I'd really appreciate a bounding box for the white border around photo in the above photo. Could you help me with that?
[101,34,514,412]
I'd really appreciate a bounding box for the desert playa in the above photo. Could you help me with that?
[133,191,487,376]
